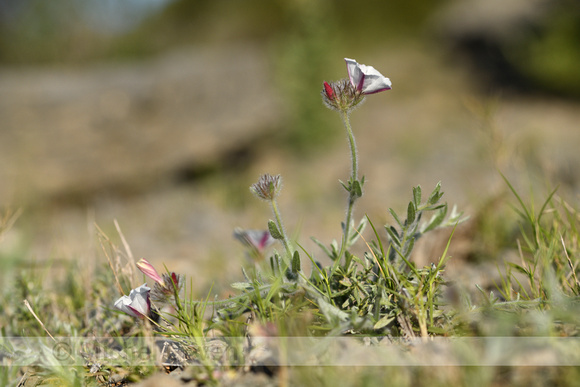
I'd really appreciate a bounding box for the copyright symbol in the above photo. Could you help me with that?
[52,341,72,362]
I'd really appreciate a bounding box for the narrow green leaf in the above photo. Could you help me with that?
[356,216,368,233]
[330,240,340,259]
[389,208,403,228]
[507,262,531,277]
[311,236,335,260]
[344,250,354,269]
[292,250,301,273]
[423,204,446,211]
[433,222,458,272]
[537,186,559,224]
[386,226,401,246]
[339,277,352,287]
[352,179,363,198]
[500,172,533,224]
[422,204,448,233]
[407,202,416,224]
[317,297,349,323]
[407,218,419,237]
[413,186,422,207]
[273,252,282,273]
[367,215,386,259]
[404,237,415,257]
[392,244,420,277]
[230,282,253,291]
[374,314,395,330]
[427,182,442,205]
[348,217,368,245]
[268,220,283,240]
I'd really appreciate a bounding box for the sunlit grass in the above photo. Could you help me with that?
[3,162,580,387]
[2,42,580,387]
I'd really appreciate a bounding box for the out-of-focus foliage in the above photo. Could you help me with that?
[0,0,449,151]
[2,0,579,100]
[116,0,446,56]
[0,0,169,64]
[0,0,89,64]
[112,0,450,150]
[0,0,447,65]
[512,1,580,98]
[2,0,579,156]
[434,0,580,98]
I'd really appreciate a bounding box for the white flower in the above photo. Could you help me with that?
[345,58,392,95]
[114,284,151,319]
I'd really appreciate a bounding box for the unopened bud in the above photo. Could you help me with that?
[250,174,282,201]
[321,79,365,113]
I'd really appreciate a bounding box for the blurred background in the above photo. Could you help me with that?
[1,0,580,293]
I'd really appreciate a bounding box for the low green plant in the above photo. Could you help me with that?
[105,59,467,358]
[0,57,470,386]
[5,56,580,386]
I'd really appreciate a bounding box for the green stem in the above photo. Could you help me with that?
[185,283,296,307]
[341,110,359,256]
[271,198,293,259]
[186,286,268,307]
[342,111,358,182]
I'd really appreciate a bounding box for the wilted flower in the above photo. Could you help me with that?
[250,174,282,201]
[114,284,151,319]
[137,258,165,287]
[234,228,276,260]
[345,58,391,95]
[136,258,183,303]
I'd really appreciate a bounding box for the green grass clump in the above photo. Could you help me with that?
[2,58,580,387]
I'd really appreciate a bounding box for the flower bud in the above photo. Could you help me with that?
[136,258,165,287]
[321,79,365,113]
[151,272,184,303]
[323,81,335,100]
[250,174,282,201]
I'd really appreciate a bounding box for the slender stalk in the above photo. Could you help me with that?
[185,283,297,307]
[342,111,358,181]
[341,110,360,256]
[271,198,293,258]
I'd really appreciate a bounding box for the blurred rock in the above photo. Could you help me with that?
[435,0,550,42]
[432,0,580,97]
[0,44,281,205]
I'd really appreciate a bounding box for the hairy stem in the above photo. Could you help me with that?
[341,110,360,257]
[186,283,297,307]
[271,198,293,259]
